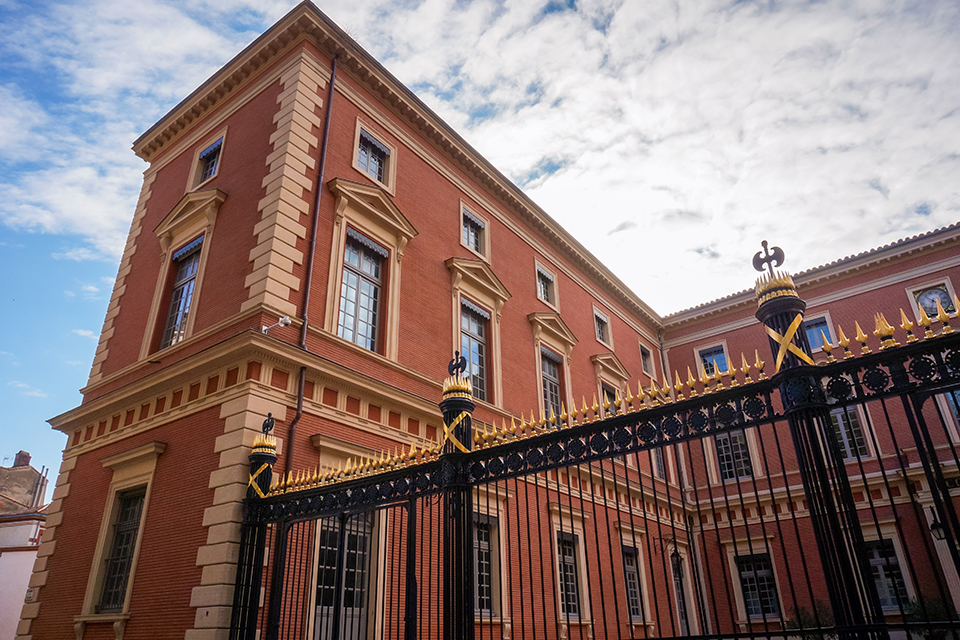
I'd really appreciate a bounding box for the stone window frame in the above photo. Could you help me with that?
[446,257,510,408]
[614,521,655,633]
[861,520,916,613]
[548,502,592,632]
[139,189,226,359]
[639,342,655,377]
[530,313,577,422]
[593,305,613,349]
[535,259,560,312]
[460,200,491,262]
[324,178,417,362]
[186,127,227,191]
[720,535,784,625]
[351,118,397,194]
[75,442,166,637]
[693,340,730,379]
[473,484,512,627]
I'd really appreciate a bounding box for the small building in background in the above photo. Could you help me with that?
[0,451,48,640]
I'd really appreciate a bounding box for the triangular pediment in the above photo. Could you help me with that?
[446,257,511,304]
[328,178,417,241]
[154,188,226,238]
[590,352,631,382]
[527,312,578,348]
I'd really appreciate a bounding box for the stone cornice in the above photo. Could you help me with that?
[132,1,662,331]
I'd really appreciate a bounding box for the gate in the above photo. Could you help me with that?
[231,270,960,640]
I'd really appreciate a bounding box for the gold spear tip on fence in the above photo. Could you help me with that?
[753,349,766,379]
[936,299,954,334]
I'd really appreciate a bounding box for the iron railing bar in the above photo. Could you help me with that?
[680,438,720,636]
[581,460,609,640]
[631,446,665,638]
[619,452,646,639]
[651,447,680,638]
[675,446,710,636]
[596,457,624,637]
[660,441,695,638]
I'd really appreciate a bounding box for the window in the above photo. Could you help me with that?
[159,235,203,349]
[357,128,390,184]
[197,139,222,184]
[537,265,557,307]
[460,205,489,260]
[314,513,374,639]
[672,554,691,635]
[96,488,146,613]
[188,129,226,189]
[461,300,489,402]
[653,447,667,480]
[557,532,581,619]
[474,516,500,615]
[698,345,728,377]
[338,229,386,352]
[865,539,908,610]
[542,347,563,420]
[594,308,611,346]
[803,316,831,350]
[716,430,752,481]
[640,343,654,376]
[830,407,869,461]
[736,554,780,618]
[601,382,617,416]
[622,546,644,621]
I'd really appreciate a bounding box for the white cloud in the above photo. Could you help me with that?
[63,290,75,298]
[1,0,959,314]
[7,380,47,398]
[72,329,98,340]
[81,285,99,293]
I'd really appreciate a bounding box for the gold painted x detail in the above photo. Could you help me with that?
[765,313,815,372]
[247,463,270,498]
[442,411,471,453]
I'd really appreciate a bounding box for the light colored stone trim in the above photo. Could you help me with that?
[242,53,329,317]
[87,172,156,384]
[188,392,287,639]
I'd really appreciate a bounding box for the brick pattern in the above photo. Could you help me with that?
[15,455,77,640]
[242,56,327,317]
[88,172,157,385]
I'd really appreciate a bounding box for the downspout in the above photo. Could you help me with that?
[285,55,338,471]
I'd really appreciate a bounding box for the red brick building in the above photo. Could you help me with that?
[16,3,960,640]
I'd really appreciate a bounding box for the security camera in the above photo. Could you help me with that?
[278,316,292,327]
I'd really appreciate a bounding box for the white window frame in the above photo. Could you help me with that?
[639,342,655,378]
[693,340,730,378]
[473,484,511,625]
[78,442,165,624]
[352,119,397,194]
[720,536,784,624]
[186,127,227,191]
[549,503,592,633]
[802,311,835,352]
[530,313,577,422]
[860,522,916,613]
[615,522,654,633]
[593,305,613,349]
[460,201,490,261]
[905,277,958,322]
[535,260,560,311]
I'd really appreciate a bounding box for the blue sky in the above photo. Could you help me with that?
[2,0,959,495]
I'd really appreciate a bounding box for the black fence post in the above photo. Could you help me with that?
[230,428,277,640]
[405,498,418,640]
[439,358,476,640]
[754,266,885,640]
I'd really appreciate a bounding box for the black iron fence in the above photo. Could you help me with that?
[231,289,960,640]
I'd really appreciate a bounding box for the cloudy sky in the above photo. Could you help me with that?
[2,0,958,488]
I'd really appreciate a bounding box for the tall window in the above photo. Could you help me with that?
[653,447,667,480]
[594,309,610,345]
[474,516,499,615]
[557,532,581,619]
[542,348,563,419]
[357,129,389,183]
[803,316,831,350]
[537,267,556,305]
[736,553,780,618]
[716,430,752,481]
[462,209,485,254]
[159,235,203,349]
[866,539,908,610]
[197,138,222,183]
[97,488,146,613]
[622,546,644,621]
[699,345,727,377]
[338,229,386,352]
[640,344,654,376]
[461,301,489,401]
[830,407,869,461]
[673,556,690,635]
[601,383,617,416]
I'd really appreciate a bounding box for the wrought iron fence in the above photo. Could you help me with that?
[231,279,960,640]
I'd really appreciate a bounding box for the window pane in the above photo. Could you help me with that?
[804,317,830,350]
[717,430,752,480]
[699,346,727,377]
[557,534,580,618]
[160,249,201,349]
[461,305,487,401]
[736,554,780,618]
[542,352,562,419]
[338,236,382,352]
[97,489,146,613]
[622,547,643,620]
[830,407,869,461]
[866,539,908,610]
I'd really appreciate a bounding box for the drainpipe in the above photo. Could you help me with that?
[284,55,338,471]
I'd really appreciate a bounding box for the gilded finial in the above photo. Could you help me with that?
[854,321,871,354]
[836,325,854,359]
[754,350,767,380]
[686,366,698,397]
[661,376,673,403]
[673,371,685,401]
[900,308,917,343]
[936,299,953,335]
[740,354,753,384]
[559,403,568,426]
[649,379,660,407]
[625,386,636,411]
[874,313,899,349]
[591,394,600,420]
[820,330,836,363]
[918,304,935,339]
[726,362,738,388]
[614,390,623,415]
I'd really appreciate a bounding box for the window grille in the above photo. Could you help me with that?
[96,488,146,613]
[160,236,203,349]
